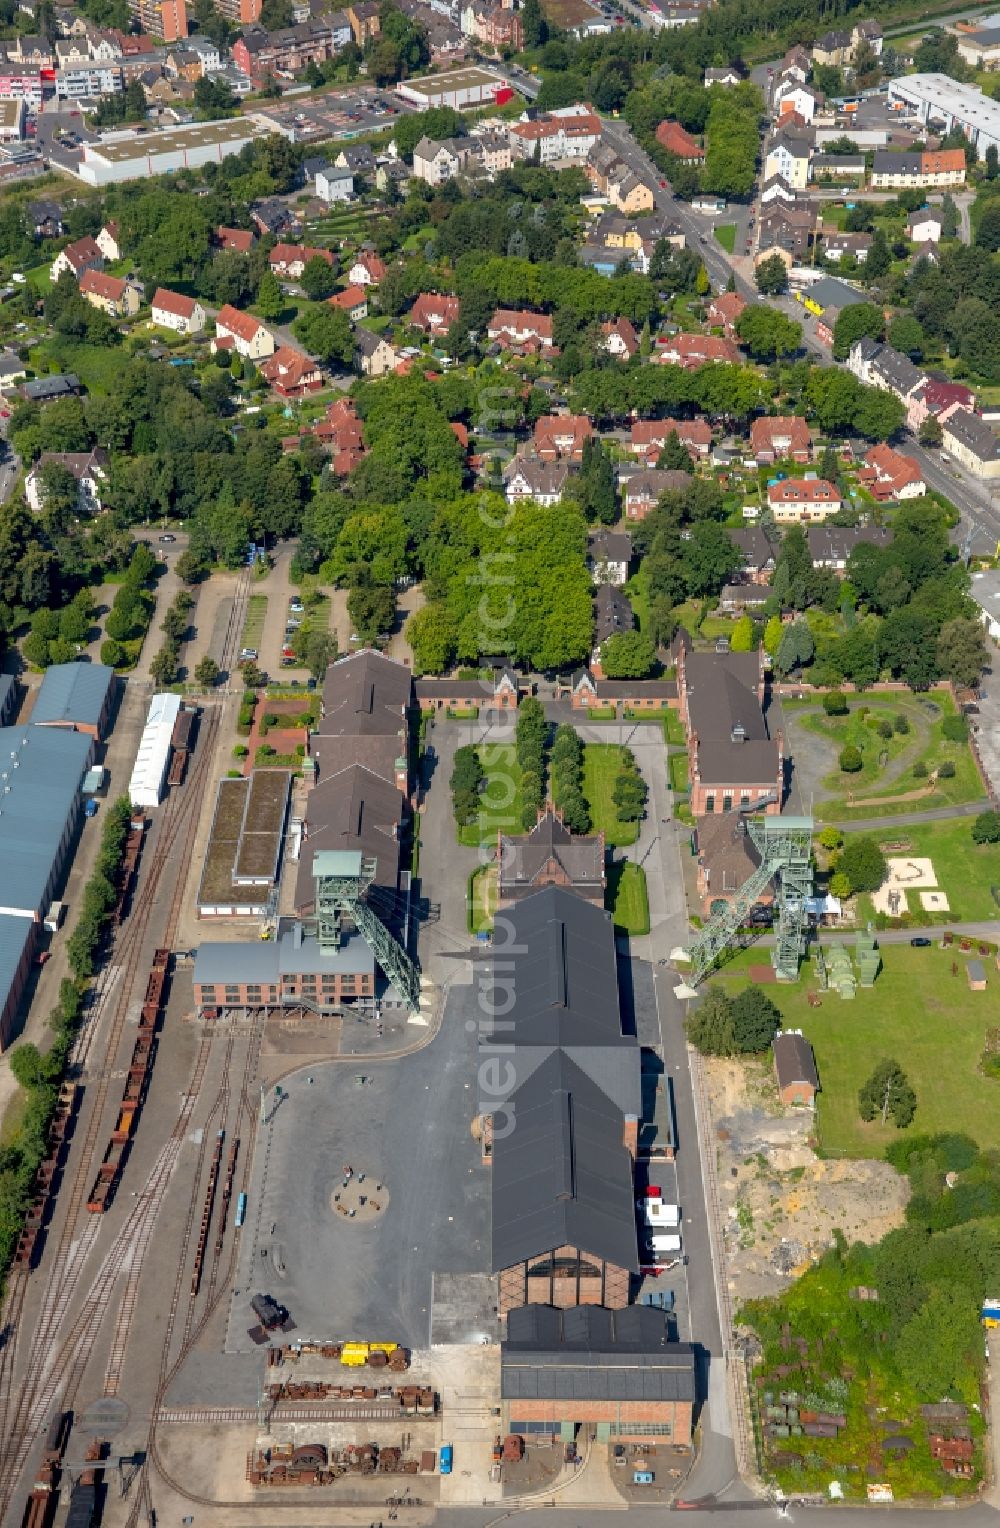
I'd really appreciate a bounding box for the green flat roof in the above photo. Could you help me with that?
[312,849,363,875]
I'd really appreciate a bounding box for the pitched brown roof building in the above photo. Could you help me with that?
[497,806,605,908]
[773,1030,819,1105]
[676,635,782,816]
[655,119,704,160]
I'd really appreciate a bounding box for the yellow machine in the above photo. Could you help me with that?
[339,1341,399,1366]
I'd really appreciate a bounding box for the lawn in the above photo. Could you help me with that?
[583,743,639,847]
[668,751,689,794]
[714,223,737,253]
[607,861,650,936]
[624,564,649,634]
[849,815,1000,926]
[714,944,1000,1157]
[468,864,497,935]
[240,594,267,651]
[783,693,985,820]
[663,708,685,747]
[28,338,124,393]
[457,743,525,847]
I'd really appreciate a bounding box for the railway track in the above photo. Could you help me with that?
[0,706,221,1519]
[157,1405,404,1424]
[123,1023,263,1528]
[218,562,255,684]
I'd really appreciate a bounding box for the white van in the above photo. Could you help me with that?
[651,1233,682,1254]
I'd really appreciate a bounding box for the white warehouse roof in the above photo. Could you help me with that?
[129,692,181,809]
[887,73,1000,156]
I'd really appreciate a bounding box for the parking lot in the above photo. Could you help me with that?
[254,86,416,144]
[226,979,492,1355]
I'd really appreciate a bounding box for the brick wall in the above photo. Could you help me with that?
[507,1399,693,1445]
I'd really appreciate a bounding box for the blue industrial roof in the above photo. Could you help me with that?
[0,725,92,918]
[193,928,375,986]
[32,663,114,730]
[0,912,33,1010]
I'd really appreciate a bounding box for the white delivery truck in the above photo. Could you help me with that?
[651,1232,683,1256]
[646,1200,681,1227]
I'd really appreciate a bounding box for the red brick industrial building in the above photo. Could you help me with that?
[502,1304,695,1445]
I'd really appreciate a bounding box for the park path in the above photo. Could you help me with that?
[783,698,937,799]
[830,800,989,831]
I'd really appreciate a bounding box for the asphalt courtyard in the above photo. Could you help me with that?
[226,979,491,1354]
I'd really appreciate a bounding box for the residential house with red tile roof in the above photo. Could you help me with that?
[408,291,461,336]
[601,317,639,359]
[213,304,275,359]
[767,477,842,522]
[653,333,740,368]
[860,443,925,501]
[749,415,812,463]
[706,291,746,336]
[532,414,593,462]
[655,120,704,161]
[79,269,140,319]
[630,418,712,463]
[151,287,205,334]
[487,309,554,353]
[95,220,122,261]
[216,225,254,253]
[269,243,333,279]
[348,250,386,287]
[259,345,324,398]
[50,235,103,283]
[906,376,976,435]
[328,284,369,320]
[509,104,602,163]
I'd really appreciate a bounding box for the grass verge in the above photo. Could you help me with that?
[240,594,267,651]
[607,861,650,936]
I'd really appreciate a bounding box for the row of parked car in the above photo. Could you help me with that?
[282,595,304,666]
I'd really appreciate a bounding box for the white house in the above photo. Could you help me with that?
[347,250,386,287]
[587,529,632,585]
[316,164,354,203]
[971,567,1000,643]
[412,135,462,185]
[95,220,121,261]
[25,448,109,514]
[213,304,275,360]
[503,455,570,506]
[906,209,942,244]
[763,133,811,190]
[773,80,821,122]
[150,287,206,335]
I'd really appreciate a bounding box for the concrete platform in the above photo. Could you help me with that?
[226,984,490,1353]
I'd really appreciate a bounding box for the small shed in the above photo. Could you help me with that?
[772,1029,819,1105]
[967,959,987,991]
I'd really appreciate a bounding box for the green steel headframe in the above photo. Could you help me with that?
[671,814,814,992]
[312,849,421,1012]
